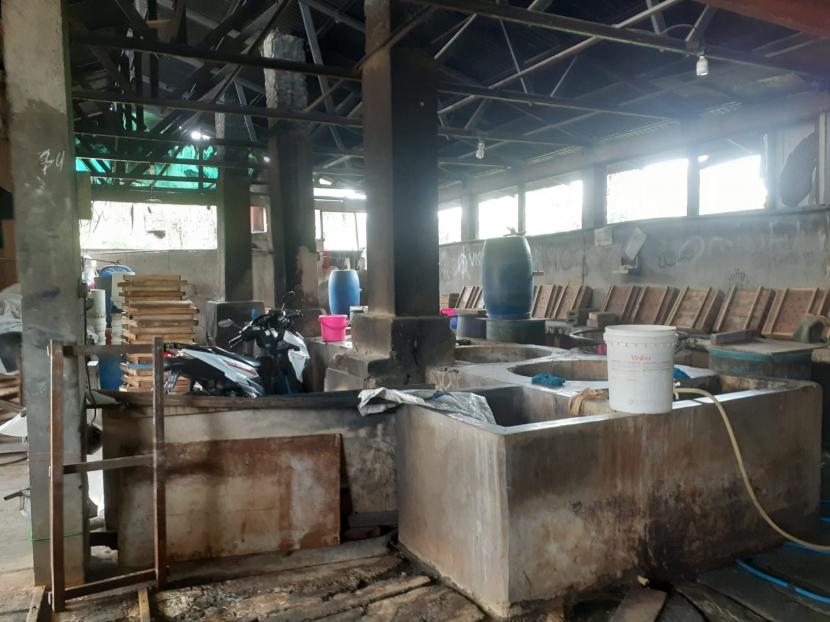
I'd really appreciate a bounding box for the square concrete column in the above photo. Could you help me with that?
[262,32,320,322]
[216,169,254,301]
[4,0,86,585]
[362,2,440,317]
[582,164,607,230]
[326,0,452,388]
[460,191,478,241]
[214,112,254,301]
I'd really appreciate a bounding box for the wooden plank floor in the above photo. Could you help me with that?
[53,554,487,622]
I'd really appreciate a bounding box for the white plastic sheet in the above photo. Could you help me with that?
[357,389,495,424]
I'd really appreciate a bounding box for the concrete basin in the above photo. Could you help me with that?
[454,343,555,364]
[508,358,607,380]
[397,378,821,617]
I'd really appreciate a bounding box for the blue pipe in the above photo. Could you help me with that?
[737,559,830,606]
[783,542,830,555]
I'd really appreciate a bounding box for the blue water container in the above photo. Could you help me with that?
[96,264,134,325]
[98,356,124,390]
[328,269,361,316]
[482,236,533,320]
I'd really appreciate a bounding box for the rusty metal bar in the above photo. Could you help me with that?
[152,336,167,590]
[71,33,362,82]
[48,341,65,613]
[74,91,579,147]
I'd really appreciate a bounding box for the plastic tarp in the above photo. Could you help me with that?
[357,389,496,424]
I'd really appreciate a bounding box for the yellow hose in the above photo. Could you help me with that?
[674,387,830,552]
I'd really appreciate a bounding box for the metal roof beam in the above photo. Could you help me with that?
[405,0,820,76]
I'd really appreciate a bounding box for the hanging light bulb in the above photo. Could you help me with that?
[696,54,709,77]
[475,139,486,160]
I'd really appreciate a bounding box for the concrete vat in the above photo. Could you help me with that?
[396,378,821,617]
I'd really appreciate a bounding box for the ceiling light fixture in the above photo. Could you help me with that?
[190,129,208,141]
[475,139,486,160]
[263,155,272,163]
[318,177,333,186]
[696,54,709,77]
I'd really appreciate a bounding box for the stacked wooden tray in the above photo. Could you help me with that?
[665,287,724,334]
[118,275,198,392]
[713,287,774,334]
[762,287,830,340]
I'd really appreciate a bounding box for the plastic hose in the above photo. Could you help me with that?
[735,559,830,606]
[673,387,830,553]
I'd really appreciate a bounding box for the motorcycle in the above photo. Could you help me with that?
[163,305,310,397]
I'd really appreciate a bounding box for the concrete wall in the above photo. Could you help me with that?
[86,249,221,341]
[440,206,830,306]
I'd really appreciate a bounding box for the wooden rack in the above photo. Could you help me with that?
[49,338,167,612]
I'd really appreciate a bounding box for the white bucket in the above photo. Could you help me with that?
[604,325,677,414]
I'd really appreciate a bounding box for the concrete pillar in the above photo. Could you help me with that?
[517,183,526,234]
[325,0,453,388]
[4,0,86,585]
[262,32,320,321]
[217,169,254,300]
[460,192,478,241]
[582,164,607,230]
[362,0,440,317]
[215,112,254,301]
[763,130,780,210]
[818,112,830,207]
[687,149,701,217]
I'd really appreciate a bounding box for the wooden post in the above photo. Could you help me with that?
[48,340,65,612]
[152,337,166,589]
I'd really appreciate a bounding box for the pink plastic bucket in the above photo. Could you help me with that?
[320,314,348,342]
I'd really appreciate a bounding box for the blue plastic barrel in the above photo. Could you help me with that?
[482,236,533,320]
[98,356,124,390]
[96,264,134,325]
[328,269,361,316]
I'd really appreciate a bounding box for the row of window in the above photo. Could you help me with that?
[439,154,767,243]
[79,154,767,252]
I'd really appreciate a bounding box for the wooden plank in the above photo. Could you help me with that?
[531,284,554,319]
[632,286,678,325]
[122,274,184,282]
[551,285,591,320]
[666,287,723,333]
[362,585,484,621]
[48,340,65,613]
[152,337,167,590]
[675,582,765,622]
[138,586,152,622]
[762,288,829,339]
[456,286,474,309]
[713,287,774,333]
[266,575,432,621]
[602,285,641,323]
[611,588,667,622]
[63,454,152,474]
[710,330,757,345]
[63,569,156,599]
[124,318,198,328]
[124,300,197,308]
[656,593,704,622]
[698,566,830,622]
[26,585,49,622]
